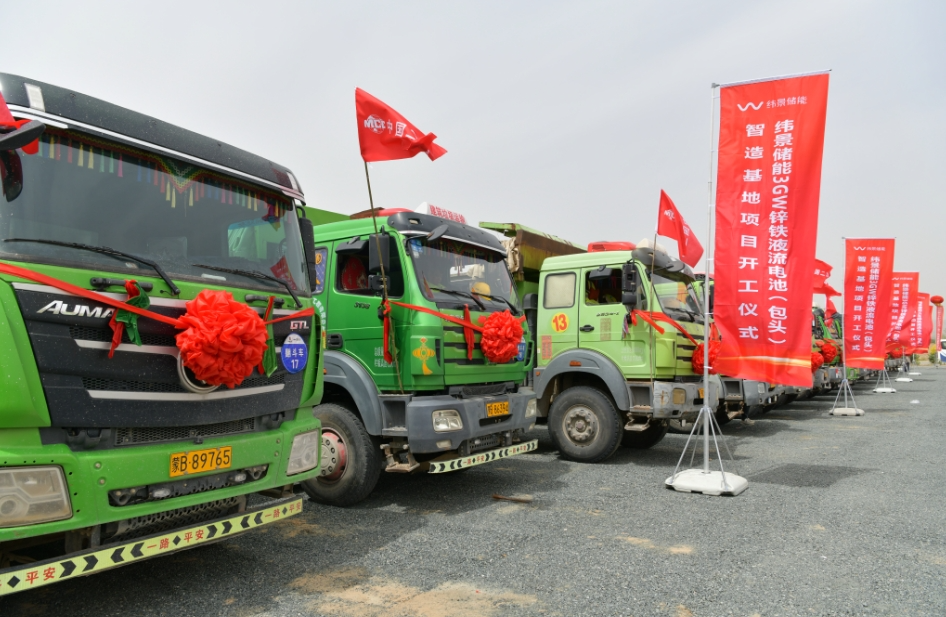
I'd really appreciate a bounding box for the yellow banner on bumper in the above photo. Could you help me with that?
[0,495,303,596]
[429,440,538,473]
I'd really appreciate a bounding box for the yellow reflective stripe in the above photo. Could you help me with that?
[0,496,303,596]
[429,440,538,474]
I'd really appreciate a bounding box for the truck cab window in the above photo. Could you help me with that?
[543,272,576,309]
[335,240,404,297]
[585,271,621,305]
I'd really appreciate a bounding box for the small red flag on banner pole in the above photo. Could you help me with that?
[656,190,703,267]
[355,88,447,163]
[713,72,830,387]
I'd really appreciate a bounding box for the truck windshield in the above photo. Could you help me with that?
[406,236,519,312]
[647,270,703,323]
[0,128,308,294]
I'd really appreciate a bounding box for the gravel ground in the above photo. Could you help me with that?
[6,369,946,617]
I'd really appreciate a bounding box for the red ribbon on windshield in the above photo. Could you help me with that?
[0,261,314,329]
[628,309,699,346]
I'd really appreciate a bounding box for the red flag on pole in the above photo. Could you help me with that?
[656,190,703,267]
[843,238,895,369]
[713,72,830,386]
[812,259,832,291]
[934,299,944,357]
[355,89,447,163]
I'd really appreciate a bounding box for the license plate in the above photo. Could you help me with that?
[486,401,510,417]
[698,388,704,399]
[170,446,232,478]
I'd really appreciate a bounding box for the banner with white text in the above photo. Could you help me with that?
[714,72,830,386]
[843,238,895,369]
[889,272,919,350]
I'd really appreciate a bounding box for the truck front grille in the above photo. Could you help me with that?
[104,496,246,543]
[115,418,257,446]
[82,373,285,394]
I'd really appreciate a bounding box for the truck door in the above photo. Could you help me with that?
[578,266,648,369]
[327,236,407,390]
[537,270,578,365]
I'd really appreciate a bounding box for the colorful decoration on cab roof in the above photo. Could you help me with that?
[28,128,289,215]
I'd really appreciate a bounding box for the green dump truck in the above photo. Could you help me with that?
[0,74,323,593]
[302,209,537,507]
[481,223,719,463]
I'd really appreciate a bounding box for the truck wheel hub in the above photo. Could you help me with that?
[563,406,598,443]
[319,429,347,482]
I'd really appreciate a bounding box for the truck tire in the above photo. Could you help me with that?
[548,386,622,463]
[621,421,669,448]
[302,403,381,507]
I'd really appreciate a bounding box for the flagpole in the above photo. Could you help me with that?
[363,161,405,394]
[665,83,746,496]
[830,237,862,415]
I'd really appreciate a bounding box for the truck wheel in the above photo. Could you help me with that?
[622,421,669,448]
[302,403,380,507]
[548,386,622,463]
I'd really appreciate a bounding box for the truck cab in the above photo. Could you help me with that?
[530,245,719,462]
[303,210,537,506]
[0,74,323,592]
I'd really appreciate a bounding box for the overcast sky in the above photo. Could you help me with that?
[1,1,944,305]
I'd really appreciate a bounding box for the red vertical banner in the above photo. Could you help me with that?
[935,303,944,355]
[889,272,919,348]
[714,73,830,386]
[843,238,895,369]
[913,293,931,353]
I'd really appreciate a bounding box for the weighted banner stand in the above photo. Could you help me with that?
[829,238,863,415]
[873,368,896,393]
[666,83,747,497]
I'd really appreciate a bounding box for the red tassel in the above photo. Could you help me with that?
[463,304,475,360]
[382,301,393,363]
[258,296,276,374]
[107,280,141,358]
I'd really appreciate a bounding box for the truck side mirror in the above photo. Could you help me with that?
[297,217,317,294]
[0,120,45,152]
[368,230,391,274]
[707,284,715,314]
[621,263,638,310]
[369,274,388,292]
[0,150,23,202]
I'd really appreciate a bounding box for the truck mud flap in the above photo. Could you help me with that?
[428,440,538,474]
[0,495,304,596]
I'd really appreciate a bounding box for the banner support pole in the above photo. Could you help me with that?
[666,84,746,496]
[830,238,863,415]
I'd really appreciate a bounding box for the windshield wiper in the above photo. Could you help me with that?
[476,293,520,316]
[192,264,301,308]
[5,238,180,295]
[428,285,485,311]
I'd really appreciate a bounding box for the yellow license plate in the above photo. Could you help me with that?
[486,401,510,417]
[699,388,704,398]
[170,446,232,478]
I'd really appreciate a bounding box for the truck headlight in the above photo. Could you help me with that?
[432,410,463,432]
[0,466,72,528]
[525,399,537,418]
[287,430,321,476]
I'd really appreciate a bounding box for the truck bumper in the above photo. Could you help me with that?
[0,494,303,596]
[0,412,321,546]
[651,377,720,421]
[403,388,536,454]
[827,366,843,385]
[739,379,767,408]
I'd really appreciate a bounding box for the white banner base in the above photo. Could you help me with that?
[665,469,748,496]
[908,372,921,376]
[830,407,864,416]
[873,387,896,393]
[895,377,913,382]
